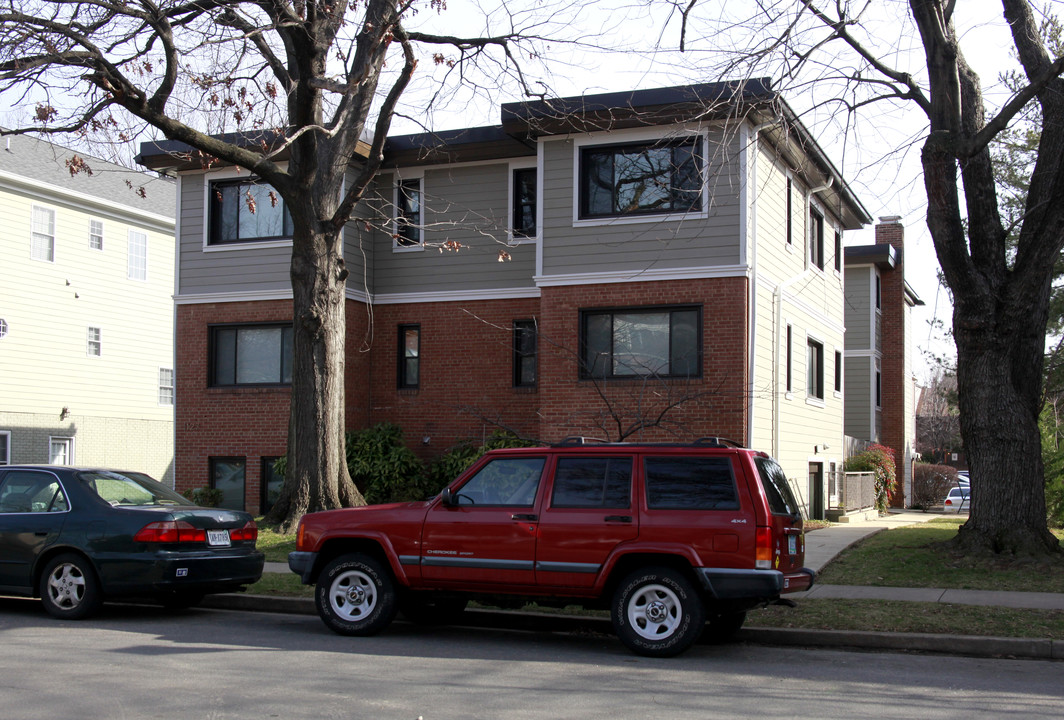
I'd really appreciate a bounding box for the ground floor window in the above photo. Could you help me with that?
[210,457,246,511]
[580,305,701,379]
[49,437,74,465]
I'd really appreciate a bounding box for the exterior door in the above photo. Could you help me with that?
[420,455,546,588]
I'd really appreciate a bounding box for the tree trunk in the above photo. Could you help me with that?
[265,221,365,533]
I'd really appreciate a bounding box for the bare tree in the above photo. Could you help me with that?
[915,370,962,463]
[664,0,1063,554]
[0,0,562,531]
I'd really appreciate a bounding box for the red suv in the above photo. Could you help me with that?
[289,438,814,657]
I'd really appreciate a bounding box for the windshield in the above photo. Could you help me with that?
[79,470,188,507]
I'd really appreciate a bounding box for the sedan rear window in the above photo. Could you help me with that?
[80,471,186,506]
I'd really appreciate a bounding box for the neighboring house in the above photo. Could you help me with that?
[0,133,176,482]
[138,79,871,518]
[843,217,924,506]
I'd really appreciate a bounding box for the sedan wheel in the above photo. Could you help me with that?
[40,554,103,620]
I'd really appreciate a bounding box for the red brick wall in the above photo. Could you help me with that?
[876,219,908,507]
[537,278,750,443]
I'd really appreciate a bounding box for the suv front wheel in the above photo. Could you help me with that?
[611,566,706,657]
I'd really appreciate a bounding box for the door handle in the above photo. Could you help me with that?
[511,513,538,521]
[605,515,632,523]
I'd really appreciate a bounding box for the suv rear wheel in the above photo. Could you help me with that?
[611,566,705,657]
[315,553,397,636]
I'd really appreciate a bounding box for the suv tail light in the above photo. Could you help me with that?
[134,520,206,543]
[755,526,773,569]
[229,520,258,542]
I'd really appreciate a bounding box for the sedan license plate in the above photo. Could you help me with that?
[788,534,797,555]
[207,529,231,547]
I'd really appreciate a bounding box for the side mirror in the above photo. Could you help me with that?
[440,488,455,507]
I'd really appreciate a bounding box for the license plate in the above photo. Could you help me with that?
[788,534,797,555]
[207,529,231,547]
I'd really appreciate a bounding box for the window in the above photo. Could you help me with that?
[579,138,702,219]
[128,230,148,280]
[0,471,68,513]
[89,219,104,250]
[398,324,420,389]
[512,167,537,238]
[209,178,293,244]
[452,456,545,506]
[551,457,632,509]
[395,178,422,247]
[834,229,842,272]
[31,205,55,262]
[807,338,824,400]
[49,437,74,465]
[755,456,801,516]
[0,318,9,339]
[785,324,793,392]
[876,369,882,408]
[785,178,793,245]
[87,327,102,357]
[0,431,9,465]
[809,207,825,270]
[159,368,175,405]
[210,324,293,386]
[581,306,700,379]
[834,350,842,393]
[513,320,537,387]
[210,457,246,511]
[645,456,739,510]
[875,272,882,310]
[261,457,284,515]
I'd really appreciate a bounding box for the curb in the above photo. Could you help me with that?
[201,593,1063,660]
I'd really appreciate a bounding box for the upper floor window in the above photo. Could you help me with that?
[395,178,422,247]
[834,350,842,393]
[785,177,793,245]
[579,138,702,219]
[581,306,700,379]
[513,319,537,387]
[87,327,102,357]
[834,229,842,272]
[875,272,882,310]
[809,207,825,270]
[398,324,420,388]
[31,205,55,262]
[159,368,175,405]
[128,229,148,280]
[512,168,537,238]
[89,219,104,250]
[210,324,293,386]
[209,178,293,244]
[807,338,824,400]
[785,324,793,392]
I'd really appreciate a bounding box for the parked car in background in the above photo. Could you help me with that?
[0,466,264,619]
[943,486,971,512]
[290,438,815,657]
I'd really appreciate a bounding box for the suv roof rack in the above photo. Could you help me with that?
[553,436,745,449]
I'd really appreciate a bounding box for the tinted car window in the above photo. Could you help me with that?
[551,457,632,508]
[0,471,67,513]
[644,456,739,510]
[80,470,186,506]
[754,456,800,516]
[454,457,546,506]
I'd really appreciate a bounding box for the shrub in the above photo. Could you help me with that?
[424,431,539,496]
[183,487,223,507]
[844,444,897,513]
[347,423,428,505]
[911,463,957,510]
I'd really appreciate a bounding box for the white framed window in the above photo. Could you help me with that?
[807,337,824,401]
[393,175,424,250]
[0,318,8,339]
[509,160,538,241]
[89,219,104,250]
[0,431,10,465]
[31,205,55,262]
[159,368,175,405]
[128,229,148,280]
[49,437,74,465]
[87,327,102,356]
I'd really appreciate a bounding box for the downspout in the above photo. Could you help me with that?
[770,175,834,458]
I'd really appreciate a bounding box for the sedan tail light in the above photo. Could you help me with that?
[229,520,258,542]
[134,520,206,543]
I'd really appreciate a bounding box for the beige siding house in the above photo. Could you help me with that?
[0,134,176,482]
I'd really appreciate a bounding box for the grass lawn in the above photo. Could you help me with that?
[815,517,1064,593]
[256,524,297,563]
[247,573,314,598]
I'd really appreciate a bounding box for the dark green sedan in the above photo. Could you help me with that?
[0,466,264,619]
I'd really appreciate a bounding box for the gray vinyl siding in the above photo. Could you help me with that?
[371,165,537,295]
[844,355,873,439]
[177,173,292,296]
[844,267,872,350]
[539,127,743,277]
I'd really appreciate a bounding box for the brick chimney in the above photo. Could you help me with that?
[874,215,910,507]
